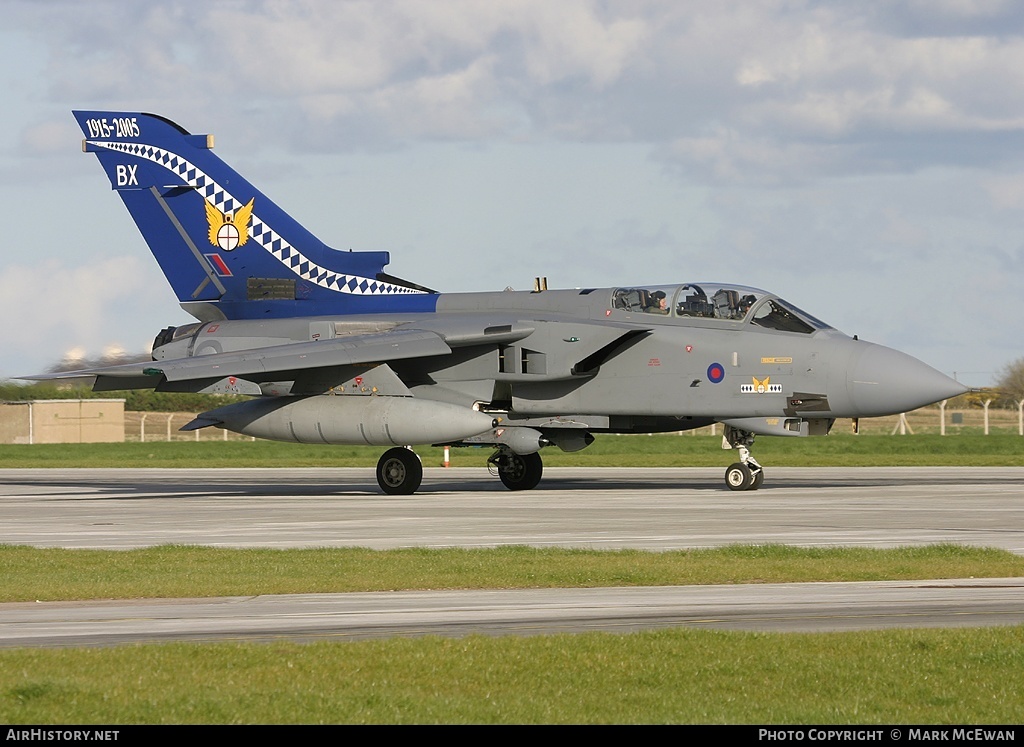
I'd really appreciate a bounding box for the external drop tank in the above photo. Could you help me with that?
[184,395,497,445]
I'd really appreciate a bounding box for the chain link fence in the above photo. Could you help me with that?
[125,411,256,442]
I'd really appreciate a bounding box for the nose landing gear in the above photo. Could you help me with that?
[723,426,764,491]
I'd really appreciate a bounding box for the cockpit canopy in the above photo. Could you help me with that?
[611,283,833,334]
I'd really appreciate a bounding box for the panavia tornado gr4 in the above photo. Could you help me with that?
[27,111,968,494]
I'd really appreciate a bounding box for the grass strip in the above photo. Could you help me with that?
[1,433,1022,468]
[2,626,1023,723]
[2,543,1022,603]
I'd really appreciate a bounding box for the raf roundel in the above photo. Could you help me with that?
[707,362,725,383]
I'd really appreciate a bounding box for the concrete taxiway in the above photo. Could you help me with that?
[2,467,1021,646]
[2,578,1023,648]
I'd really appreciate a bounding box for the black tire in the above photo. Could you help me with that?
[725,462,752,491]
[498,452,543,491]
[750,468,765,490]
[376,448,423,495]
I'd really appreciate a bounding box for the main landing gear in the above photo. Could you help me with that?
[488,447,544,491]
[723,426,764,491]
[376,447,423,495]
[375,445,545,495]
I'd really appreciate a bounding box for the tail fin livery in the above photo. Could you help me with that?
[73,111,436,320]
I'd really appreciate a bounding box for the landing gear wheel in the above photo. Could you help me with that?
[725,462,753,491]
[498,452,544,491]
[376,448,423,495]
[723,425,765,491]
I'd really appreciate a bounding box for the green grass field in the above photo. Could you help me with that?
[2,435,1022,724]
[3,543,1023,603]
[3,626,1023,724]
[1,432,1022,467]
[1,544,1023,724]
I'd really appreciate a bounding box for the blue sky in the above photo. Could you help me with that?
[2,0,1022,388]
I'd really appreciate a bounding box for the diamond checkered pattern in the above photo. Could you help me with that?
[92,140,423,296]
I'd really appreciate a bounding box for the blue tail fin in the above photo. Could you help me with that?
[73,111,437,320]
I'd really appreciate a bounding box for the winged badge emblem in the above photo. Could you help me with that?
[741,376,783,394]
[205,198,254,252]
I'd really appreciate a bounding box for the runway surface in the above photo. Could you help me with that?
[2,466,1022,552]
[2,467,1022,646]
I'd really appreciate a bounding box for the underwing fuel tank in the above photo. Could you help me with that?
[185,396,497,445]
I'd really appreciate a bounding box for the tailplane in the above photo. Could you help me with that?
[73,111,436,320]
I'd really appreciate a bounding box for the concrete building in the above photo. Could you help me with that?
[0,400,125,444]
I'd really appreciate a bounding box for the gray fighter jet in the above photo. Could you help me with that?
[27,111,967,494]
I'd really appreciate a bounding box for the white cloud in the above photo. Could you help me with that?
[2,0,1024,387]
[983,175,1024,210]
[19,119,76,156]
[0,256,173,378]
[9,1,1024,170]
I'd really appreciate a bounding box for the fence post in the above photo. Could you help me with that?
[140,412,147,443]
[983,399,992,435]
[891,413,912,435]
[939,400,946,436]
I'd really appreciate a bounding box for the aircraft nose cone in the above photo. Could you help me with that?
[847,343,968,417]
